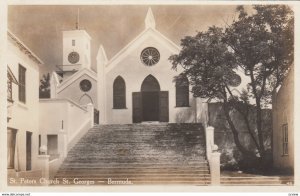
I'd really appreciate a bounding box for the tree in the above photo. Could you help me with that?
[169,5,293,164]
[39,73,50,98]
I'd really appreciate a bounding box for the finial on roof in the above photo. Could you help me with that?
[145,7,156,29]
[75,8,80,30]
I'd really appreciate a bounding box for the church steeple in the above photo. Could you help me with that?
[145,7,156,29]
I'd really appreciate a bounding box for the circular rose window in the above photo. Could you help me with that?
[140,47,160,66]
[79,79,92,92]
[228,74,242,87]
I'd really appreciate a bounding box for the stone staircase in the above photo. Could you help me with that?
[54,123,210,185]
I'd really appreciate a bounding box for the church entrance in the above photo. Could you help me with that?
[142,91,159,121]
[132,75,169,123]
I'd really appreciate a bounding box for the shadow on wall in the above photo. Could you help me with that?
[174,108,195,123]
[208,102,272,171]
[174,98,196,123]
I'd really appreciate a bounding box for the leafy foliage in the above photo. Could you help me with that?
[39,73,50,98]
[169,5,294,163]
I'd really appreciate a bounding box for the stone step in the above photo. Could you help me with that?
[54,123,209,185]
[61,156,206,162]
[56,170,210,176]
[59,162,208,168]
[58,166,208,170]
[78,137,205,142]
[65,152,205,156]
[55,173,210,178]
[221,181,293,185]
[220,176,294,185]
[56,167,210,171]
[55,175,210,179]
[94,129,204,132]
[221,177,294,180]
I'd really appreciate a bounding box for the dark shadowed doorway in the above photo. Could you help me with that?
[132,75,169,123]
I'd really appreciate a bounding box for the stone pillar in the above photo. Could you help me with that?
[206,126,214,161]
[37,146,50,184]
[58,129,68,158]
[97,45,108,124]
[210,152,221,185]
[86,103,94,127]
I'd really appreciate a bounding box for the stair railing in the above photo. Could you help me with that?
[205,126,221,185]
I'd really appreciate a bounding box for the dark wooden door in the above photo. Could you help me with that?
[26,131,32,171]
[159,91,169,122]
[132,92,142,123]
[142,91,159,121]
[47,135,58,157]
[7,129,17,169]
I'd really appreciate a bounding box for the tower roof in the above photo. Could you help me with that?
[145,7,156,29]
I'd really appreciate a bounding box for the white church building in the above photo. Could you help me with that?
[50,8,208,125]
[7,7,294,186]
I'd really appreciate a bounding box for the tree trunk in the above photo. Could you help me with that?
[256,101,266,158]
[222,102,254,157]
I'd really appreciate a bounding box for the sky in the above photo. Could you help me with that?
[8,5,240,75]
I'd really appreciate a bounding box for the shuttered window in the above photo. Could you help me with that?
[282,123,288,156]
[18,64,26,103]
[176,77,189,107]
[7,73,13,102]
[113,76,126,109]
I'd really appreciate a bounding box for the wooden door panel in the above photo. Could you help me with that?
[159,91,169,122]
[132,92,142,123]
[26,131,32,171]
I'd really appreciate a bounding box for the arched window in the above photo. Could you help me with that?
[176,76,189,107]
[113,76,126,109]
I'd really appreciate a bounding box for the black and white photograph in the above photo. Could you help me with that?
[0,1,298,193]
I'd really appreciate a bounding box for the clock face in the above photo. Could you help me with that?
[140,47,160,66]
[80,79,92,92]
[68,51,80,64]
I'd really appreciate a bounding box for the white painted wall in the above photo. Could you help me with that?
[39,99,92,153]
[272,67,294,171]
[104,34,199,124]
[63,30,91,71]
[57,74,97,107]
[7,38,40,171]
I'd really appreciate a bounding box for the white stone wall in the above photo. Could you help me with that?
[62,30,91,70]
[39,99,92,155]
[104,34,199,124]
[57,74,97,107]
[272,67,294,170]
[7,39,40,171]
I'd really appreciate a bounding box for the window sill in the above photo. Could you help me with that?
[112,107,128,110]
[281,154,289,157]
[175,105,191,108]
[17,102,28,110]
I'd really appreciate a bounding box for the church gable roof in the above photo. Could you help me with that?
[57,68,97,93]
[105,28,180,73]
[105,8,180,73]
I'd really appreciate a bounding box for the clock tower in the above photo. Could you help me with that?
[61,29,91,78]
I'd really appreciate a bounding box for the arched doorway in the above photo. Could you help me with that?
[79,94,94,105]
[141,75,160,121]
[132,75,169,123]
